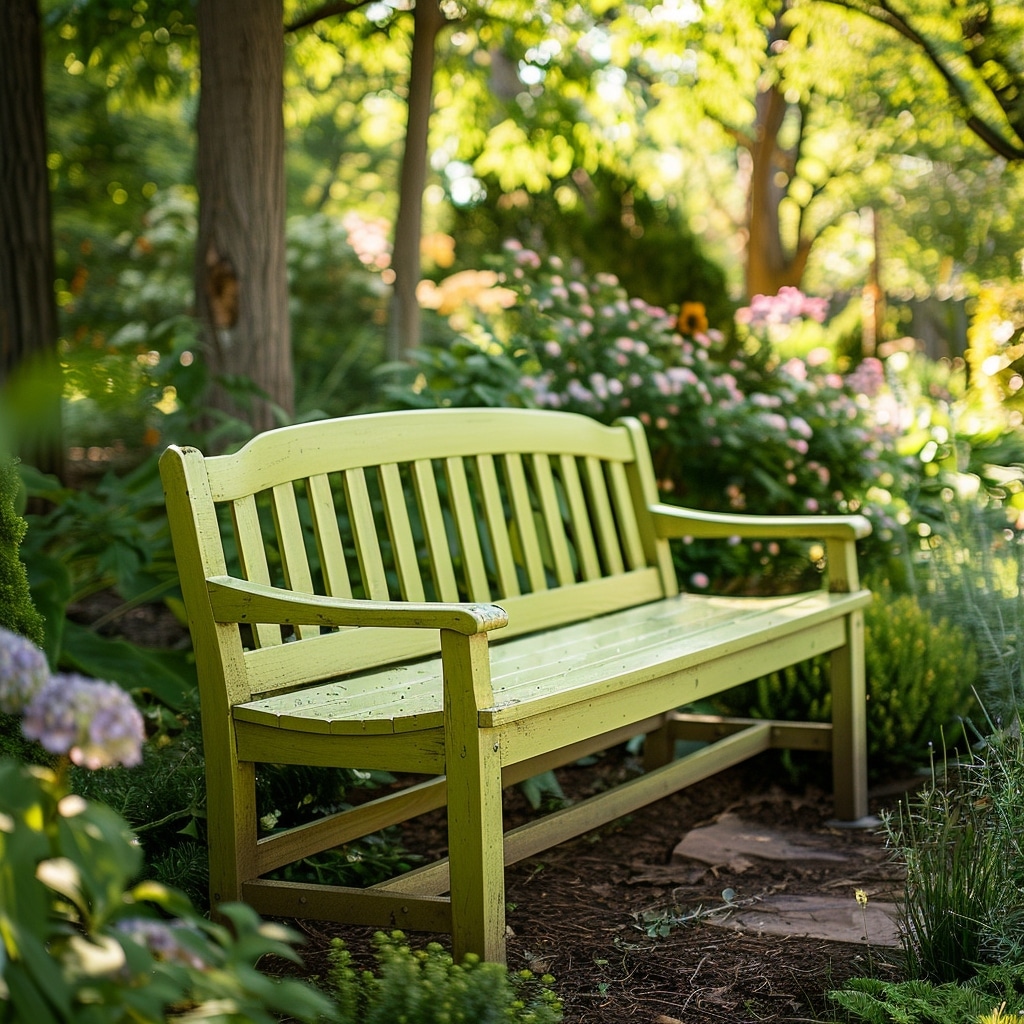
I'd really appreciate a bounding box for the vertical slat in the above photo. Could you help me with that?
[530,453,575,587]
[607,462,647,571]
[445,457,491,603]
[271,483,319,640]
[379,463,426,602]
[619,417,677,594]
[476,455,520,599]
[558,454,601,581]
[230,494,281,648]
[503,453,547,593]
[344,468,390,600]
[306,473,353,598]
[412,460,460,601]
[582,456,625,576]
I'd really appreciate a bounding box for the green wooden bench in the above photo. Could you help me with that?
[159,407,871,963]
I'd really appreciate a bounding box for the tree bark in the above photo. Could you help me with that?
[0,0,63,478]
[195,0,292,438]
[387,0,447,362]
[742,85,815,296]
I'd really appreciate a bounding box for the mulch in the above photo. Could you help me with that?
[278,750,911,1024]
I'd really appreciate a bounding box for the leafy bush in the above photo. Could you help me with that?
[326,930,562,1024]
[715,586,978,780]
[0,627,334,1023]
[384,243,898,591]
[829,966,1024,1024]
[0,457,45,648]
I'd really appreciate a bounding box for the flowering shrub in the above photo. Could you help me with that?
[390,242,900,590]
[0,627,335,1023]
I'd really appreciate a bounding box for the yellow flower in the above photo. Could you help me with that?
[854,888,868,907]
[977,1004,1024,1024]
[677,301,709,335]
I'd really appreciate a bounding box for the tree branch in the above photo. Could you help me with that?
[818,0,1024,159]
[285,0,375,34]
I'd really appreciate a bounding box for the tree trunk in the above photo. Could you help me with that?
[0,0,63,478]
[387,0,447,362]
[743,81,812,299]
[195,0,292,438]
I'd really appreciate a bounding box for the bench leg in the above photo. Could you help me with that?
[442,631,507,963]
[830,609,869,821]
[642,714,675,770]
[206,745,259,912]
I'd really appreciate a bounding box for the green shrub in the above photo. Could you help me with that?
[830,730,1024,1022]
[0,457,45,648]
[326,931,563,1024]
[716,587,977,780]
[829,966,1024,1024]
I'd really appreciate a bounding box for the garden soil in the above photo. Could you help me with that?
[278,753,911,1024]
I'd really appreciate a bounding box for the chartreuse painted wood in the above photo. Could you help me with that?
[159,407,871,963]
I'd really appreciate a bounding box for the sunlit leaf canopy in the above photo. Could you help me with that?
[40,0,1024,309]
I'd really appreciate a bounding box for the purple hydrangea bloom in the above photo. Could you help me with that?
[0,627,50,715]
[22,673,145,769]
[114,918,208,969]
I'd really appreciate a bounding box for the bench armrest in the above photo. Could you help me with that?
[650,503,872,542]
[206,576,508,635]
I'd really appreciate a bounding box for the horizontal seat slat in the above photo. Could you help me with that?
[235,589,870,736]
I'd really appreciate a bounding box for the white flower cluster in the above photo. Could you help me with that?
[0,627,145,769]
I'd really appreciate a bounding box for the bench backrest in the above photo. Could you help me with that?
[160,408,679,702]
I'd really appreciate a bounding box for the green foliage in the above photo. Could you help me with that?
[450,166,734,331]
[828,967,1024,1024]
[830,731,1024,1021]
[326,931,563,1024]
[17,460,196,706]
[860,589,977,772]
[910,496,1024,725]
[0,757,334,1023]
[717,587,977,780]
[0,457,45,649]
[383,244,900,591]
[884,730,1024,986]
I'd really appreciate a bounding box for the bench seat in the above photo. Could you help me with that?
[235,589,867,737]
[159,406,871,963]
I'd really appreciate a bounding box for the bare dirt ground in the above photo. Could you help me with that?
[285,751,910,1024]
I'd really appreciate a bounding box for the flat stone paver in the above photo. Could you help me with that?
[671,812,858,872]
[705,893,900,946]
[670,812,901,946]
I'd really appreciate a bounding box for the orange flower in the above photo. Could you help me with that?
[677,301,708,335]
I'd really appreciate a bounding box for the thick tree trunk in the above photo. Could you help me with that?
[195,0,292,438]
[0,0,63,478]
[387,0,447,362]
